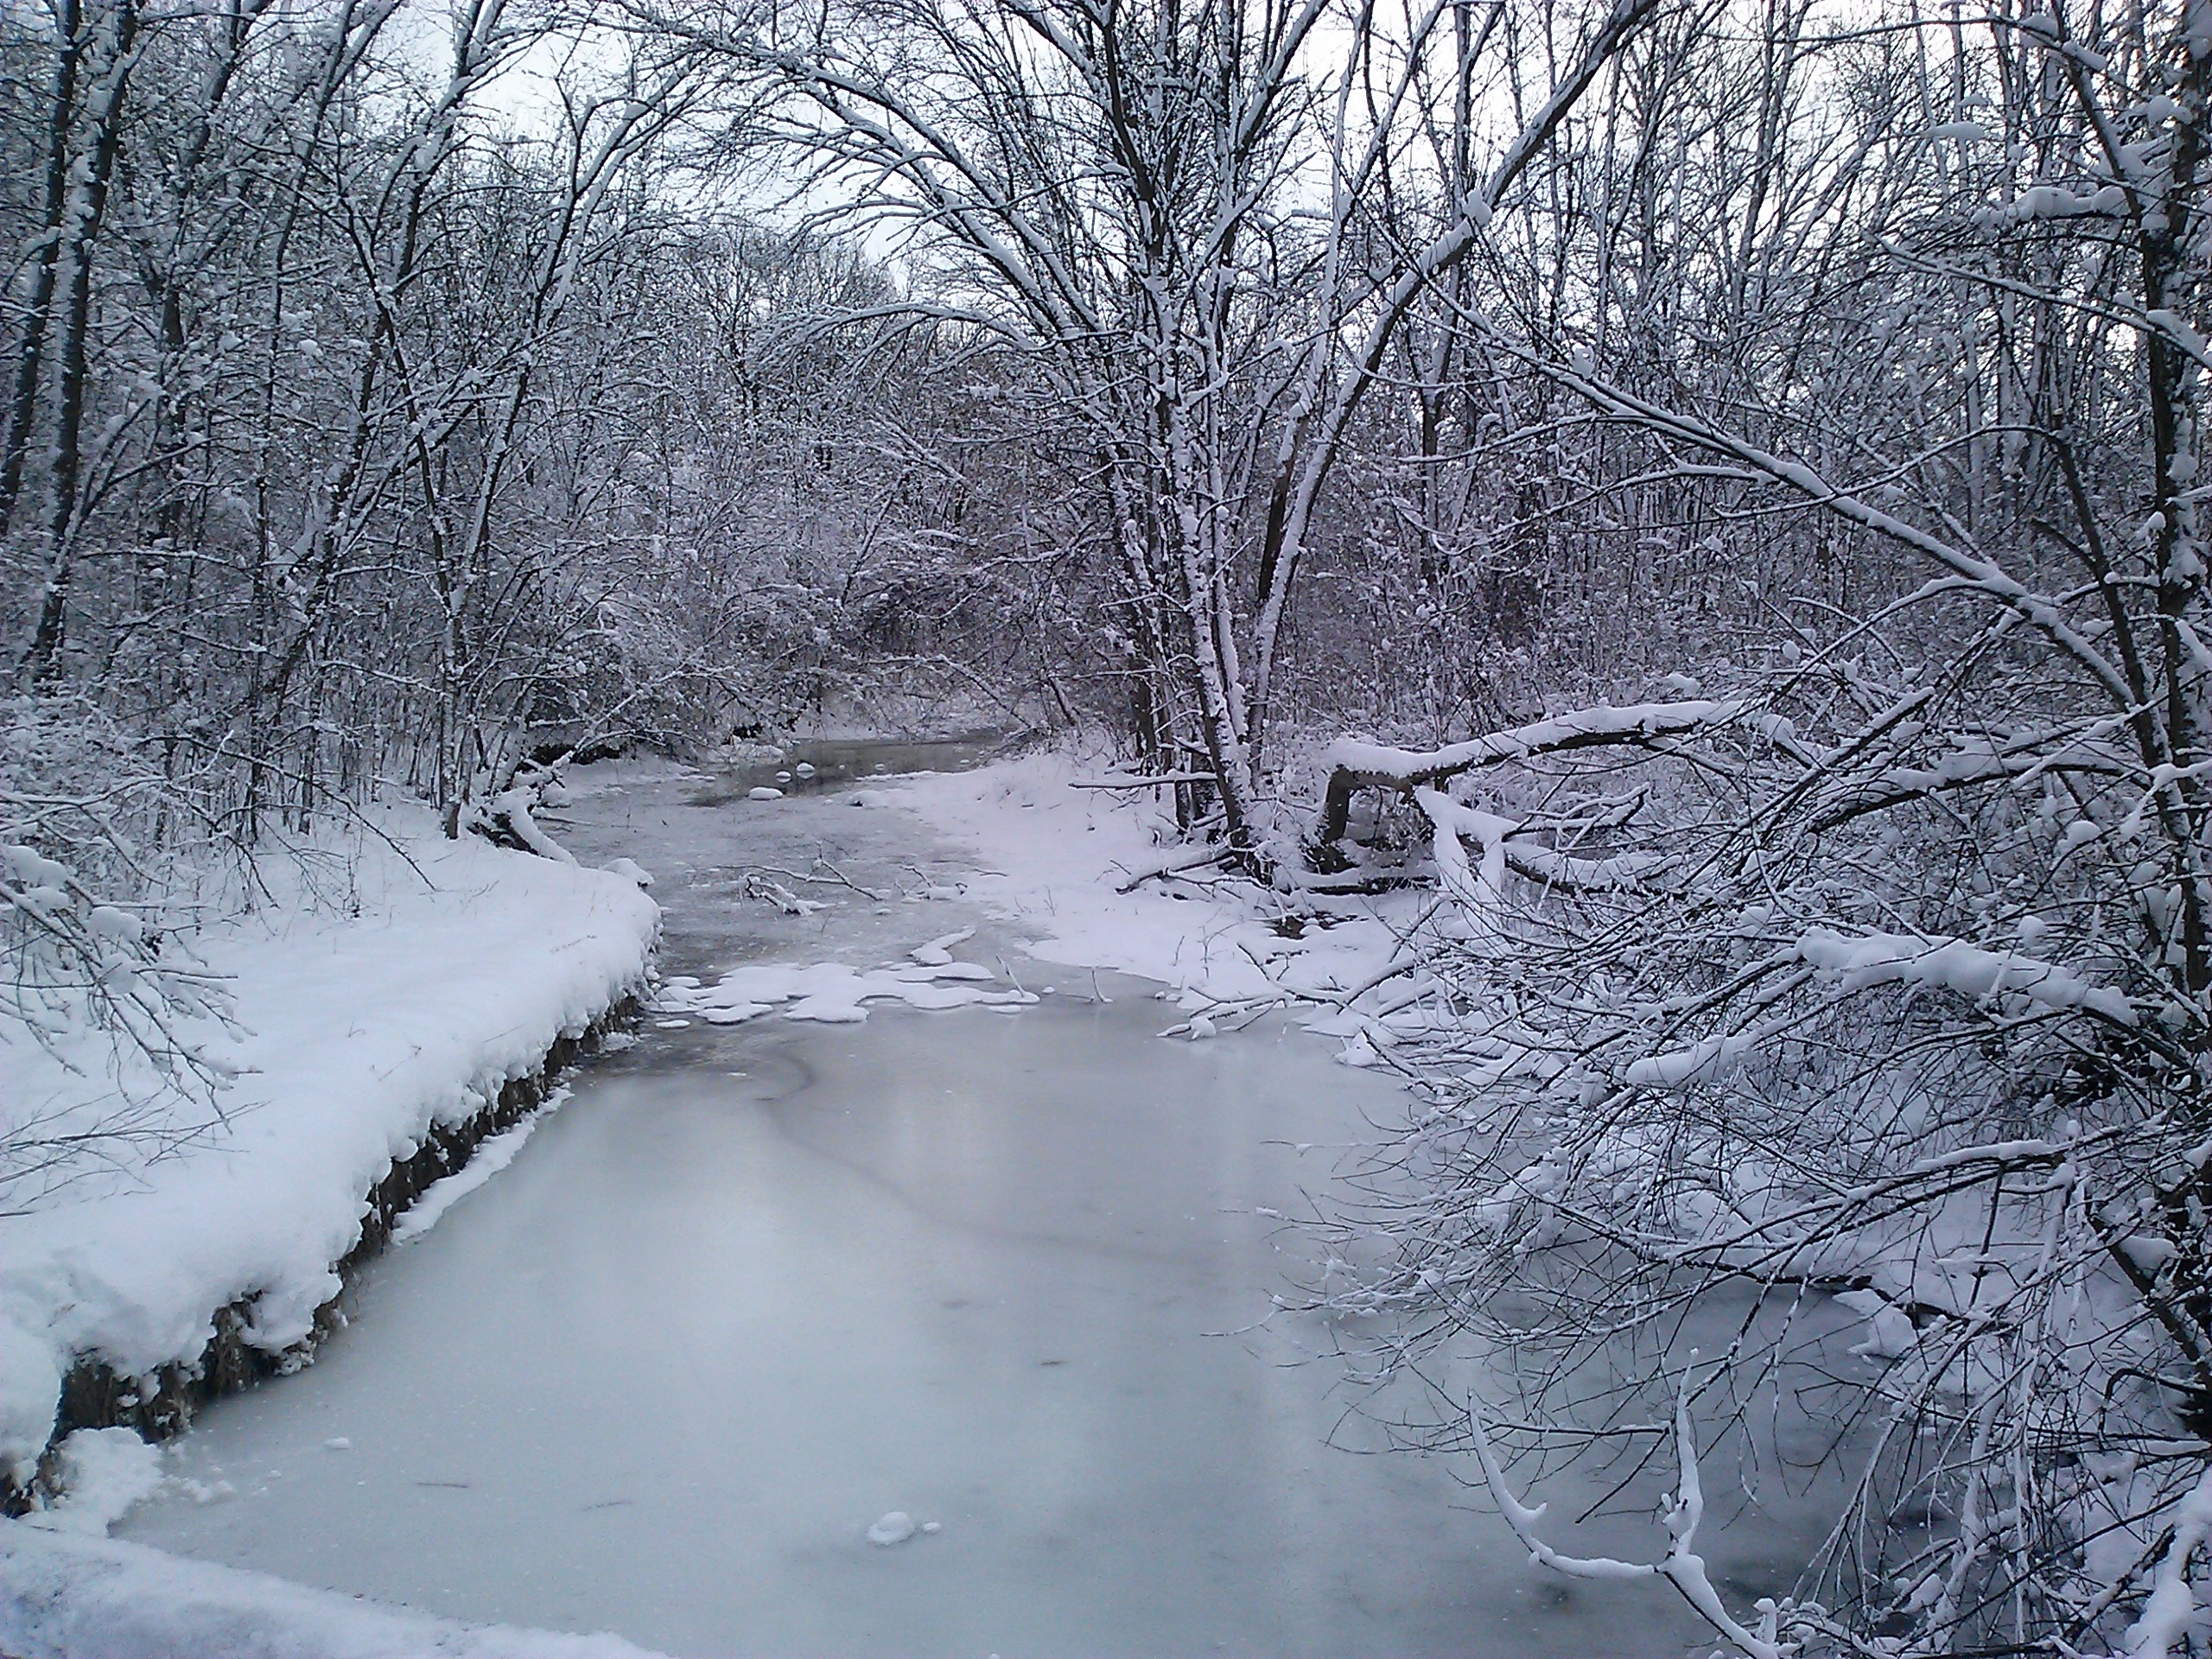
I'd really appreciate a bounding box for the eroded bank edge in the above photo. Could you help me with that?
[1,985,648,1515]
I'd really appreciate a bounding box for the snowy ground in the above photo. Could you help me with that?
[888,747,1433,1057]
[0,806,658,1655]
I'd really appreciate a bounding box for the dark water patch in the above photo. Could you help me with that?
[686,731,1020,805]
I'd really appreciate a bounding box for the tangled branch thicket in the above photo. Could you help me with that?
[0,0,1038,1195]
[1310,648,2211,1652]
[1286,0,2212,1646]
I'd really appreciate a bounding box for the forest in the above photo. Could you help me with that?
[3,0,2209,1654]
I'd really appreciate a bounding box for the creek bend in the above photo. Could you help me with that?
[118,747,1828,1657]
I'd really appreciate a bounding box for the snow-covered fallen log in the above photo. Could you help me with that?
[1066,770,1217,790]
[1313,699,1744,847]
[483,786,578,863]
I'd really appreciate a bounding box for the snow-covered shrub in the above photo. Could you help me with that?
[0,696,237,1203]
[1306,639,2212,1653]
[1263,0,2212,1643]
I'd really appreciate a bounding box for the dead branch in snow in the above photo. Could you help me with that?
[1115,844,1234,893]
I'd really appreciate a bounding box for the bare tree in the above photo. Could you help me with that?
[1288,0,2212,1649]
[652,0,1658,863]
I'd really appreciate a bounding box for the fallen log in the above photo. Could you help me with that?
[1313,699,1744,847]
[1067,770,1217,791]
[1115,844,1232,892]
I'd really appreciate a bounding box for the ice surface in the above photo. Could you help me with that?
[109,759,1835,1658]
[130,989,1666,1656]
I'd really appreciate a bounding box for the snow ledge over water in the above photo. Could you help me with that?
[0,817,659,1492]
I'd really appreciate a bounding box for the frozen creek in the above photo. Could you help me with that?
[118,746,1827,1657]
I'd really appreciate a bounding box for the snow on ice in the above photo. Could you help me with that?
[18,1429,165,1537]
[389,1087,573,1248]
[651,957,1035,1026]
[0,1524,677,1659]
[865,1510,918,1546]
[887,748,1418,1044]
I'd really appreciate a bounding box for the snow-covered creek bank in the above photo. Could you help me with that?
[111,749,1834,1656]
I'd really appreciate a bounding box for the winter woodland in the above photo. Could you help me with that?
[3,0,2212,1650]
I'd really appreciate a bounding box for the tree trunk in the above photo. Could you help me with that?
[25,0,137,682]
[0,0,86,536]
